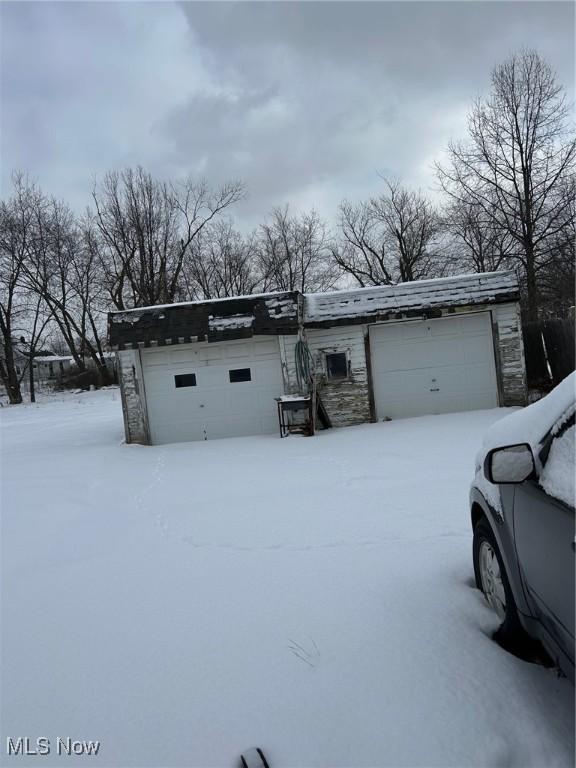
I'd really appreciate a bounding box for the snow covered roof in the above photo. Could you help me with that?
[304,270,519,325]
[108,271,520,348]
[108,289,292,316]
[34,355,74,363]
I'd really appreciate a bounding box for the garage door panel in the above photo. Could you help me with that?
[199,346,225,362]
[429,321,459,337]
[254,367,283,386]
[382,323,423,342]
[377,360,494,394]
[141,338,283,444]
[257,339,279,354]
[377,390,497,420]
[463,338,494,365]
[458,313,491,333]
[151,415,206,444]
[375,370,434,398]
[370,313,498,419]
[143,348,173,367]
[144,372,199,396]
[372,339,468,372]
[208,387,254,414]
[373,335,495,372]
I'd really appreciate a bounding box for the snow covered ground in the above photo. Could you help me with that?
[1,390,574,767]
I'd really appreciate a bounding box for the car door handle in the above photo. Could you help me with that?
[572,538,576,553]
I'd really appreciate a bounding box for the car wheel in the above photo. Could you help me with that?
[473,519,523,639]
[474,522,508,620]
[472,517,550,664]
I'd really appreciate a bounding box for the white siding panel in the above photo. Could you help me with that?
[117,349,150,444]
[493,302,526,405]
[305,326,371,427]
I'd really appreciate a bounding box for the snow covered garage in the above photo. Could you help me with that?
[108,292,302,444]
[301,270,527,427]
[109,271,526,445]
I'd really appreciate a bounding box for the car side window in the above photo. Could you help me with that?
[538,411,575,509]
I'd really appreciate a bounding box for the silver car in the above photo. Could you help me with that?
[470,378,575,681]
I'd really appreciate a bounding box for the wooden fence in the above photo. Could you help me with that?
[523,318,575,391]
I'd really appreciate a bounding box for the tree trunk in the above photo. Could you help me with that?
[29,360,36,403]
[94,358,111,386]
[0,352,23,405]
[5,368,23,404]
[7,381,23,404]
[525,245,539,322]
[87,312,111,384]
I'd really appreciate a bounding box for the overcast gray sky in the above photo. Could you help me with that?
[1,1,574,229]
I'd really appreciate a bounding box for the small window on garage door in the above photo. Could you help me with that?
[174,373,197,388]
[229,368,251,383]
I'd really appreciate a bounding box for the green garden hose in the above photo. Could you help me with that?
[295,338,315,394]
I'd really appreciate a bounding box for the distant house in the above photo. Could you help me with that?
[29,352,117,383]
[33,355,74,381]
[108,270,526,446]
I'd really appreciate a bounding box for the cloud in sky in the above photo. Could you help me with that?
[1,1,574,228]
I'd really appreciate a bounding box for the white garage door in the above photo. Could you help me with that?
[141,338,284,444]
[370,312,498,420]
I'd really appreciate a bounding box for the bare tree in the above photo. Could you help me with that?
[371,179,442,282]
[332,181,442,287]
[0,174,40,403]
[436,50,576,320]
[0,174,55,403]
[18,293,54,403]
[91,167,244,309]
[71,216,111,372]
[537,176,575,318]
[24,198,86,370]
[18,197,111,382]
[257,206,339,293]
[180,220,261,300]
[442,194,516,274]
[331,200,393,287]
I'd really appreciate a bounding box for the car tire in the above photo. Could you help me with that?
[473,517,542,662]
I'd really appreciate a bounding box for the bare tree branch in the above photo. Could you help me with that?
[436,49,575,319]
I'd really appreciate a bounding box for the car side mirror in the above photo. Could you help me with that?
[484,443,535,484]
